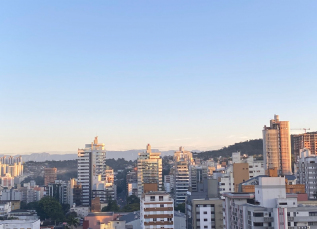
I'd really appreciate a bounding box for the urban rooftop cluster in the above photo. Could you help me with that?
[1,115,317,229]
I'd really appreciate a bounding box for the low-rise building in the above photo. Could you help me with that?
[0,202,11,216]
[224,176,317,229]
[70,205,90,218]
[0,219,40,229]
[83,212,121,229]
[118,210,186,229]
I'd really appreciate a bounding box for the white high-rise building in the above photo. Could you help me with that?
[137,144,162,198]
[173,147,193,205]
[78,136,106,206]
[297,148,317,199]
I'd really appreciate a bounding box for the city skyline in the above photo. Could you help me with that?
[1,1,317,154]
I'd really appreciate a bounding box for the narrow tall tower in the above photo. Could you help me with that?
[173,147,193,205]
[77,136,106,206]
[263,115,291,175]
[137,144,162,198]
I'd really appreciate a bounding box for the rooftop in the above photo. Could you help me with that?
[0,219,40,224]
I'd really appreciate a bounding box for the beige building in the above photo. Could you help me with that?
[293,131,317,160]
[137,144,162,198]
[140,191,174,229]
[263,115,291,175]
[44,167,57,186]
[188,198,223,229]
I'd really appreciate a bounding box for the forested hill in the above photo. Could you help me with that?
[195,139,263,160]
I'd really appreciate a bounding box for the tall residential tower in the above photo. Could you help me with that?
[263,115,291,175]
[173,147,193,205]
[77,136,106,206]
[137,144,162,198]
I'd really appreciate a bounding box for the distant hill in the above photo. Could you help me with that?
[2,149,176,162]
[195,139,263,160]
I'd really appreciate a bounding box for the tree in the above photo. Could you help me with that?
[127,195,140,204]
[25,201,39,210]
[66,215,79,229]
[175,203,185,213]
[121,203,139,212]
[36,196,64,223]
[62,203,70,215]
[101,196,120,212]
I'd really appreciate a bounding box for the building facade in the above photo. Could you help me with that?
[44,167,57,186]
[293,131,317,160]
[297,148,317,199]
[126,169,138,197]
[224,176,317,229]
[140,192,174,229]
[78,136,107,206]
[137,144,162,198]
[263,114,292,175]
[173,147,193,206]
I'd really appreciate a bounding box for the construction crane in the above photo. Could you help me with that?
[291,128,311,133]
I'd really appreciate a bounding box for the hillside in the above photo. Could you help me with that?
[195,139,263,160]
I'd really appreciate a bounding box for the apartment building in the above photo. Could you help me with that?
[188,199,223,229]
[293,131,317,160]
[190,165,208,192]
[224,176,317,229]
[92,175,117,204]
[140,191,174,229]
[126,169,138,197]
[44,167,57,186]
[137,144,162,198]
[78,136,107,206]
[164,174,174,193]
[173,147,193,205]
[47,180,68,204]
[297,148,317,199]
[1,173,14,188]
[185,177,221,229]
[263,114,292,175]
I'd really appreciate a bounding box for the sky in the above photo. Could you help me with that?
[1,1,317,155]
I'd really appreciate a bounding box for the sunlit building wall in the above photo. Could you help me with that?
[263,115,291,175]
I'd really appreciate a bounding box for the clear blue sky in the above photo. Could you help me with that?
[1,1,316,154]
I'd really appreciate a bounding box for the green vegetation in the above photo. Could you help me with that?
[102,196,120,212]
[175,203,185,213]
[121,195,140,212]
[65,213,79,229]
[195,139,263,160]
[106,158,136,171]
[21,201,38,210]
[21,176,44,186]
[37,196,64,222]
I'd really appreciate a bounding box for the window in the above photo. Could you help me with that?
[204,219,208,221]
[160,204,164,207]
[203,211,207,214]
[159,196,163,201]
[253,212,264,217]
[153,218,157,222]
[150,196,155,201]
